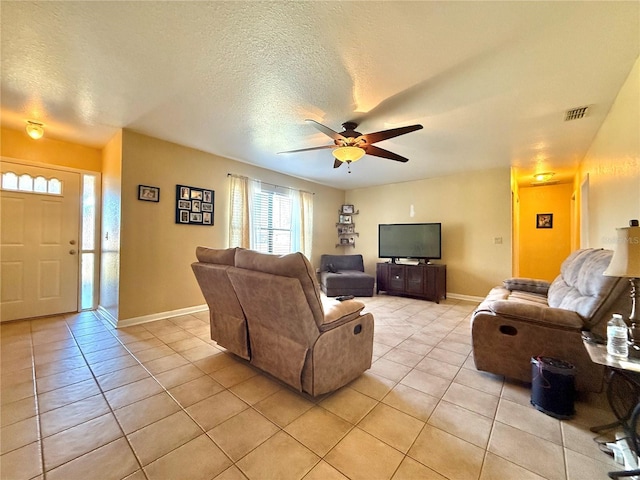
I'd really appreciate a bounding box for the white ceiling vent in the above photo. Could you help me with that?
[564,106,589,121]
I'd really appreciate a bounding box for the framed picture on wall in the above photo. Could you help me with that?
[341,204,354,214]
[536,213,553,229]
[138,185,160,202]
[176,184,214,225]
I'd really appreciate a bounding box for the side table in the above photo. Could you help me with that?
[583,340,640,479]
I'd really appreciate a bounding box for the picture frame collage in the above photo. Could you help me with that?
[176,184,215,226]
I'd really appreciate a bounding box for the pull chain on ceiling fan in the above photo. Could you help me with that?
[278,120,423,172]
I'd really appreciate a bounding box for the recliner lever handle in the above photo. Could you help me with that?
[499,325,518,336]
[354,324,362,335]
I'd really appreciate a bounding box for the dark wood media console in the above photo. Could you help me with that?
[376,262,447,303]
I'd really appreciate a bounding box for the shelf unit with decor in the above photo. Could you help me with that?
[336,204,359,248]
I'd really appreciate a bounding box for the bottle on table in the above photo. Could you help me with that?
[607,313,629,358]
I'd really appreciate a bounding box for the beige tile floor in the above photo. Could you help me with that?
[0,295,623,480]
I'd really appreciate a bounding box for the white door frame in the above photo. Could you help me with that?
[1,156,102,315]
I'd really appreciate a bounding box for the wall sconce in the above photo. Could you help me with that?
[26,121,44,140]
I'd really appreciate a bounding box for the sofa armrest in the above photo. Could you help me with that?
[503,277,551,295]
[320,298,365,331]
[486,300,584,330]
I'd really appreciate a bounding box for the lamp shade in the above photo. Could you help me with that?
[604,226,640,277]
[332,146,365,163]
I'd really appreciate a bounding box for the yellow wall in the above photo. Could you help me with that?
[117,130,345,321]
[0,127,102,172]
[511,170,520,276]
[518,183,573,281]
[579,55,640,248]
[346,167,512,299]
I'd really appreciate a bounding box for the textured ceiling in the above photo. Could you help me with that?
[2,1,639,189]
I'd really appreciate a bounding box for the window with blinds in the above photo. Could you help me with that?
[252,187,292,254]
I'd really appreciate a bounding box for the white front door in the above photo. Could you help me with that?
[1,163,81,322]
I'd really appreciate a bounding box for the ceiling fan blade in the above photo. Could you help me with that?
[366,145,409,163]
[305,119,346,142]
[362,124,423,145]
[333,159,343,169]
[277,144,335,154]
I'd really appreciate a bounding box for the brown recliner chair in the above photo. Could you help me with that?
[227,249,375,396]
[471,248,630,392]
[191,247,250,360]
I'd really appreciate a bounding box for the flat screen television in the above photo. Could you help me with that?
[378,223,442,263]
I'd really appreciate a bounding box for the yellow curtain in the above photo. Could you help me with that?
[228,175,249,248]
[299,190,313,259]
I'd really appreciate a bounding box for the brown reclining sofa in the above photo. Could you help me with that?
[471,248,630,392]
[191,247,375,396]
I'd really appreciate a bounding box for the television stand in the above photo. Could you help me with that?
[376,262,446,303]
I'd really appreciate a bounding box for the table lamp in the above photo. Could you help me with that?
[604,221,640,349]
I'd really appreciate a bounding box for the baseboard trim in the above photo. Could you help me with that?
[96,306,118,328]
[447,293,484,303]
[115,304,208,328]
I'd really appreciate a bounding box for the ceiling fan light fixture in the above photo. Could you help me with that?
[332,146,365,163]
[26,121,44,140]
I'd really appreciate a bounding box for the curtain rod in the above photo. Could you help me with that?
[227,173,315,195]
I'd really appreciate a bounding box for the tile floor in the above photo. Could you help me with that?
[0,295,623,480]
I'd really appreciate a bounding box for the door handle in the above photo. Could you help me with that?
[69,249,77,255]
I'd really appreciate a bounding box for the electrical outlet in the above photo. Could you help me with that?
[494,237,503,244]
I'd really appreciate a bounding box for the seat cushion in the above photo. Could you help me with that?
[320,271,375,297]
[320,296,366,331]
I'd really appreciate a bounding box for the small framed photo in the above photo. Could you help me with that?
[179,210,190,223]
[340,238,350,245]
[341,204,354,214]
[190,212,203,223]
[203,190,213,203]
[348,236,355,245]
[347,225,355,234]
[190,190,203,200]
[339,215,352,224]
[192,200,201,213]
[179,186,190,199]
[201,202,213,212]
[138,185,160,202]
[536,213,553,229]
[178,199,191,209]
[203,212,212,224]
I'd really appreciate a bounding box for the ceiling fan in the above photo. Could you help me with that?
[279,120,423,170]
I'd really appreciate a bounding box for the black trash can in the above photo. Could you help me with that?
[530,356,576,419]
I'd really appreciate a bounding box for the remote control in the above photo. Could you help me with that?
[335,295,354,301]
[582,331,606,345]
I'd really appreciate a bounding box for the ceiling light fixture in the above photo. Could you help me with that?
[533,172,555,182]
[332,146,365,163]
[26,121,44,140]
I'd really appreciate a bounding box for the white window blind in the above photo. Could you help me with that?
[251,186,293,255]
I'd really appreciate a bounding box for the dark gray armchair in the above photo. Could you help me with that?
[319,254,375,297]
